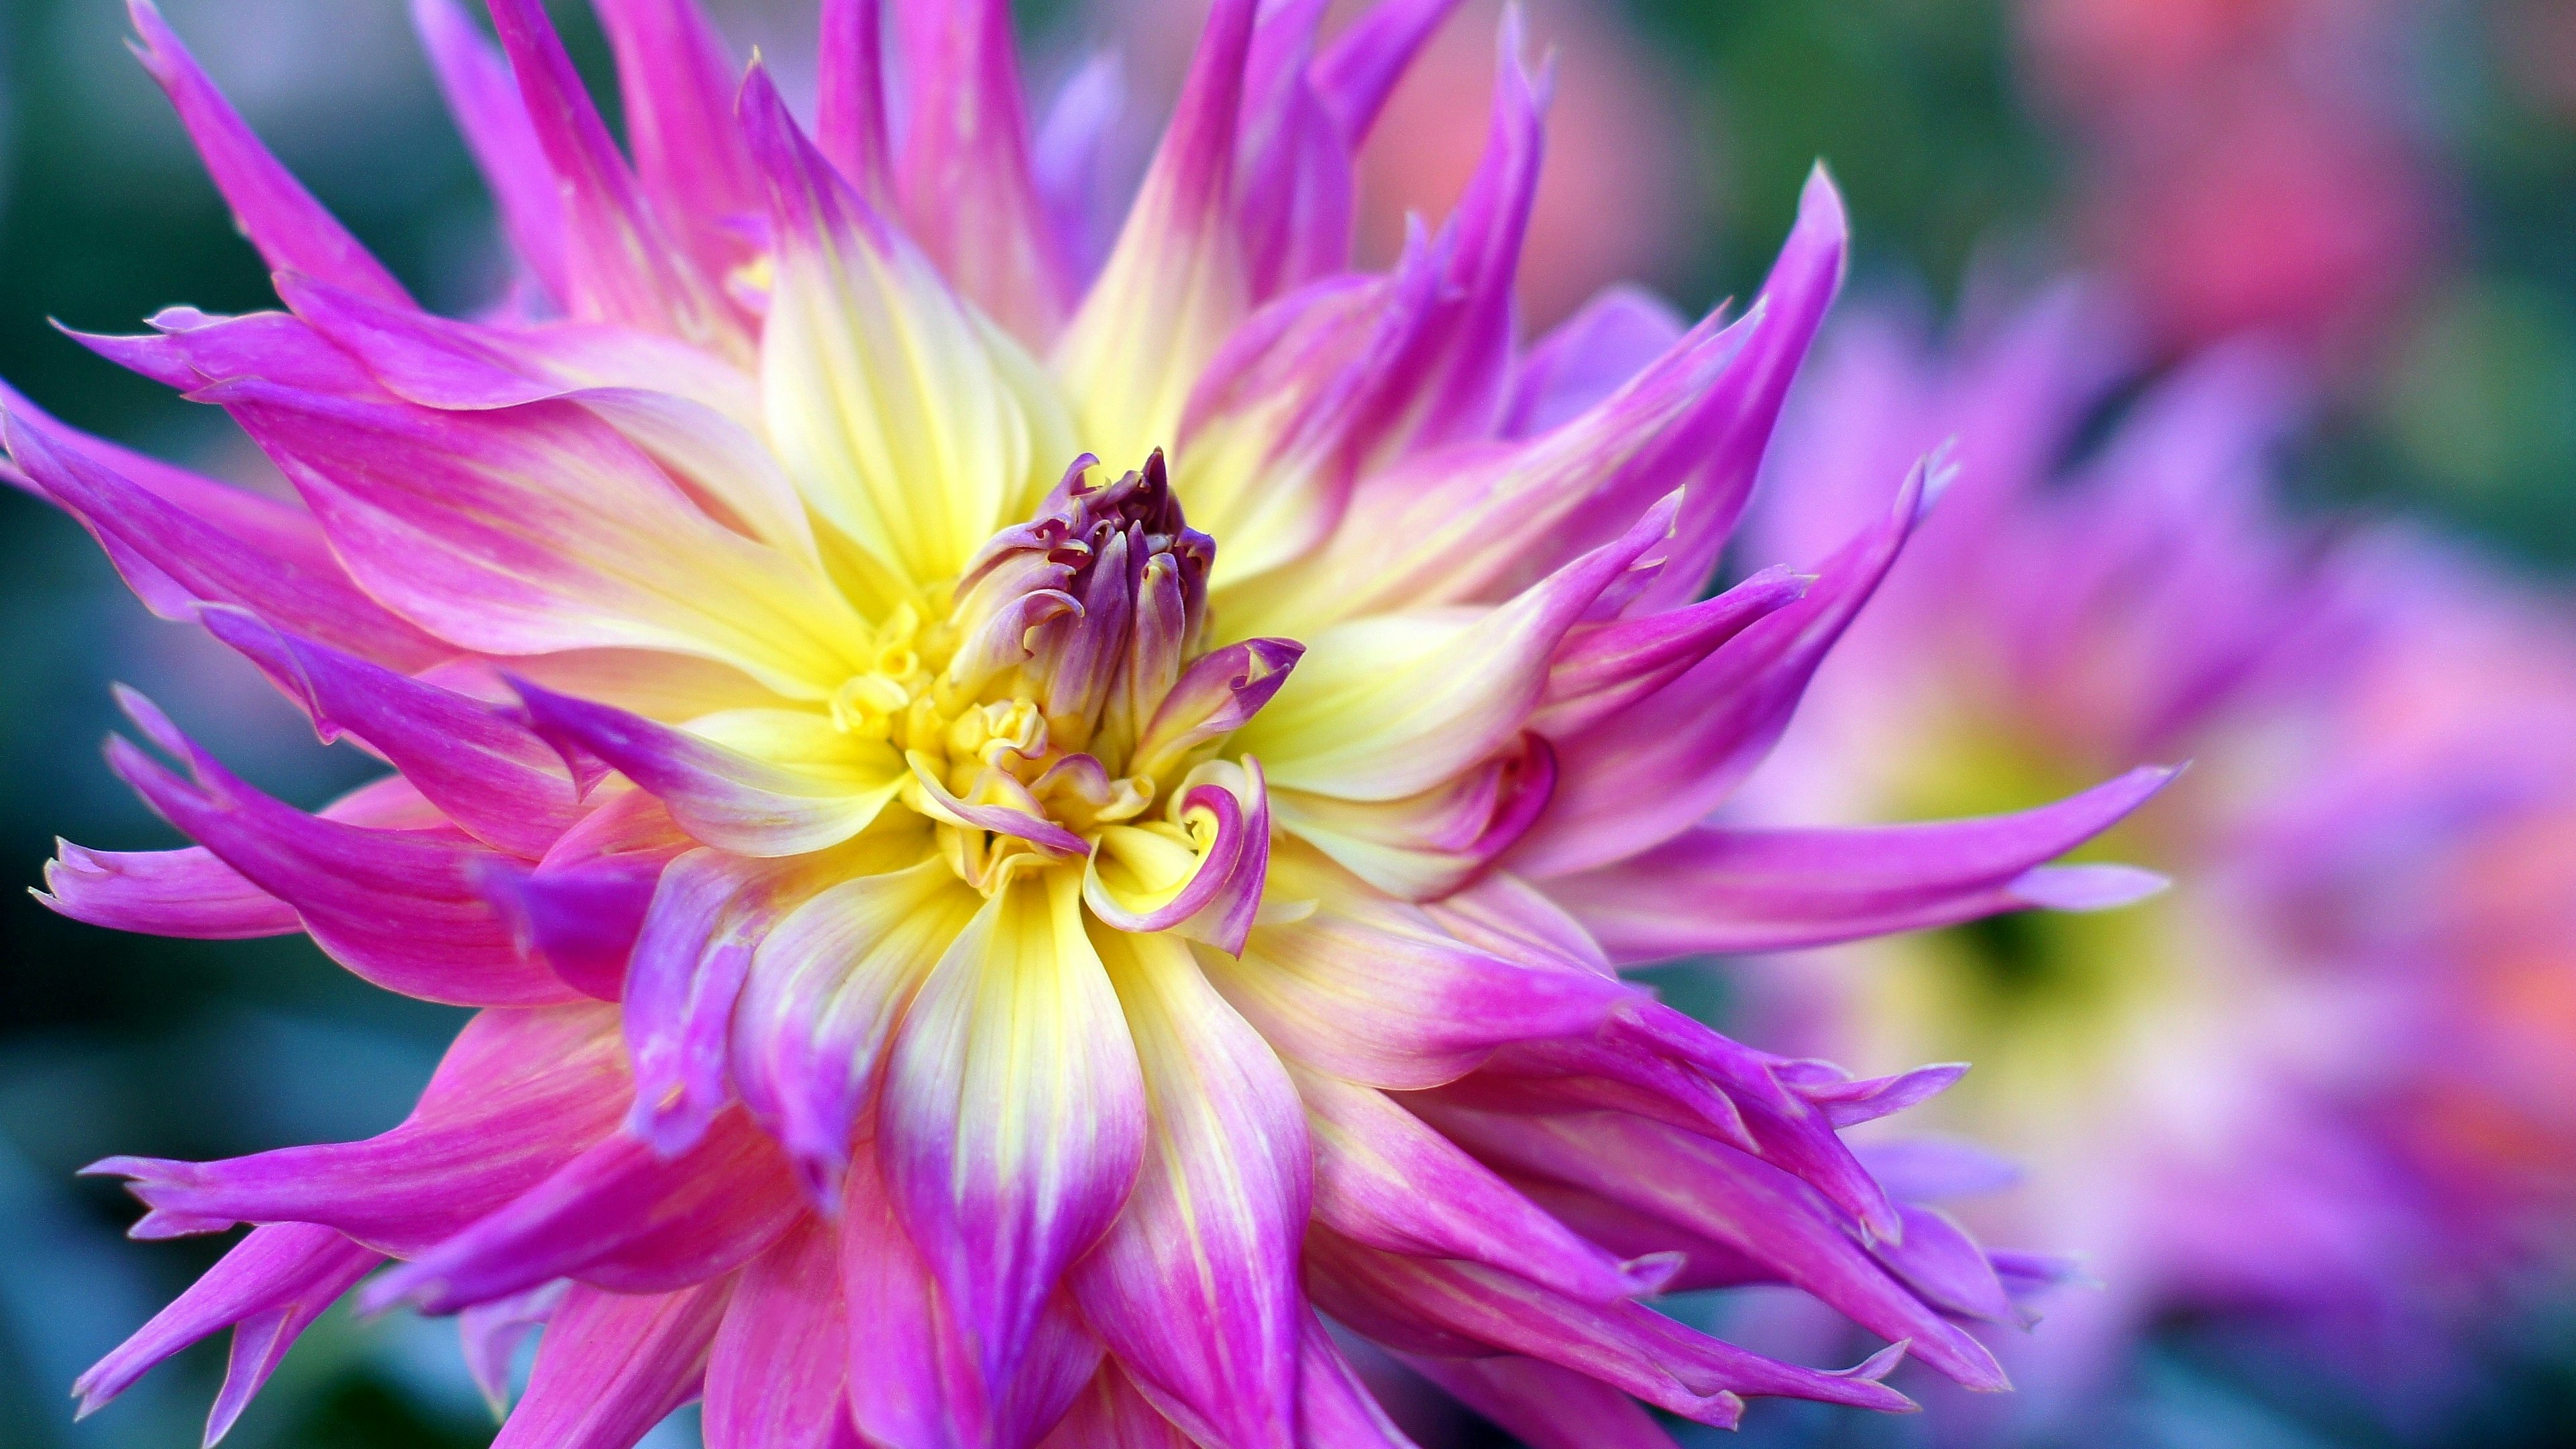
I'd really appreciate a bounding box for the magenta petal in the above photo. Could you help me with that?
[1036,1360,1195,1449]
[515,682,895,857]
[482,0,744,354]
[1292,1311,1419,1449]
[0,399,452,672]
[1401,1352,1680,1449]
[1071,931,1309,1449]
[126,0,413,307]
[1416,1103,2008,1392]
[201,609,584,859]
[89,1004,627,1253]
[705,1217,851,1449]
[1548,764,2179,960]
[1311,0,1466,145]
[361,1104,800,1313]
[623,849,810,1156]
[40,842,297,941]
[413,0,569,303]
[817,0,894,199]
[1872,1201,2022,1326]
[1504,285,1692,440]
[1529,568,1810,742]
[489,1279,734,1449]
[105,692,577,1007]
[1511,458,1933,879]
[594,0,763,288]
[73,1222,379,1439]
[879,871,1146,1430]
[841,1145,1104,1449]
[1297,1067,1657,1304]
[1130,639,1305,782]
[892,0,1070,339]
[459,1281,568,1413]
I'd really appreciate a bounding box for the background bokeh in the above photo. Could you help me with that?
[0,0,2568,1445]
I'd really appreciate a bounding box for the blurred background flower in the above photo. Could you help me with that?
[0,1,2571,1446]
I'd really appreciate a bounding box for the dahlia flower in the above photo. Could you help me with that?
[8,3,2169,1445]
[1741,289,2576,1424]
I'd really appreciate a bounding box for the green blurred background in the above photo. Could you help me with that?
[0,0,2568,1445]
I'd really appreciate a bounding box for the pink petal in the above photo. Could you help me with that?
[490,1279,734,1449]
[705,1216,853,1449]
[1070,930,1309,1449]
[126,0,412,306]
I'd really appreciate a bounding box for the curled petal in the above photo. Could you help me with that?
[1085,759,1272,955]
[1529,568,1810,742]
[40,842,296,941]
[1130,639,1303,782]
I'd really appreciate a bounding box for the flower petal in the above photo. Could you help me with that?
[517,685,906,857]
[892,0,1071,340]
[1503,285,1690,440]
[105,691,577,1007]
[490,1280,735,1449]
[89,1004,628,1252]
[360,1104,801,1313]
[1202,843,1633,1089]
[879,867,1148,1419]
[1238,494,1678,802]
[841,1144,1104,1449]
[1399,1353,1679,1449]
[40,842,297,941]
[706,1216,853,1449]
[1054,0,1257,466]
[73,1223,380,1441]
[1071,928,1309,1449]
[1296,1066,1660,1304]
[412,0,568,301]
[209,380,870,694]
[595,0,763,288]
[201,609,583,859]
[818,0,894,199]
[0,396,453,671]
[484,0,747,355]
[1550,765,2178,960]
[735,859,980,1203]
[127,0,412,307]
[1509,458,1934,879]
[742,66,1075,592]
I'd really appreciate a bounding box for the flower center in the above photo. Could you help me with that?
[831,452,1238,892]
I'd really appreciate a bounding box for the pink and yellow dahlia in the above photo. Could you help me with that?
[1739,288,2576,1428]
[7,3,2170,1445]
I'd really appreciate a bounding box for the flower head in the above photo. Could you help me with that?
[1741,288,2576,1422]
[10,3,2168,1446]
